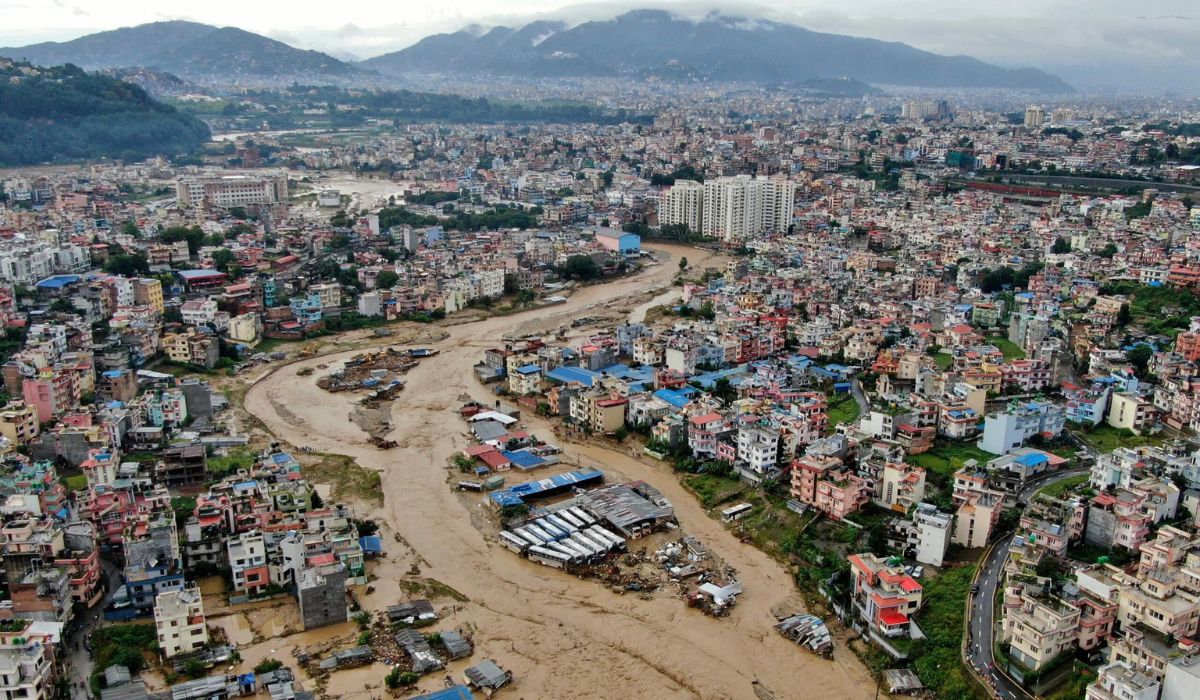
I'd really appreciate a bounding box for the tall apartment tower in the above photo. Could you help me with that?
[1024,105,1046,129]
[701,175,795,242]
[660,179,705,232]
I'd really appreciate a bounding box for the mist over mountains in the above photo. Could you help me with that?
[1,10,1072,92]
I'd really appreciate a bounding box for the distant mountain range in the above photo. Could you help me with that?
[363,10,1072,92]
[0,11,1072,93]
[0,21,372,87]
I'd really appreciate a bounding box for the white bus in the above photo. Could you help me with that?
[721,503,754,523]
[499,531,529,553]
[528,546,570,569]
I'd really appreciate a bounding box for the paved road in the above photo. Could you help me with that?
[964,467,1090,699]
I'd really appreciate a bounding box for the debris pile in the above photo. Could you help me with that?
[775,613,834,657]
[317,347,436,393]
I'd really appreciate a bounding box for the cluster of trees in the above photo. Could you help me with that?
[231,85,651,126]
[375,205,539,233]
[406,190,459,206]
[0,62,209,165]
[558,255,601,280]
[1042,126,1085,140]
[1101,281,1200,336]
[978,262,1044,293]
[622,221,715,244]
[649,165,704,186]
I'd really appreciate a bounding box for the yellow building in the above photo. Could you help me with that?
[1107,392,1157,435]
[134,278,164,313]
[161,333,192,364]
[0,401,40,444]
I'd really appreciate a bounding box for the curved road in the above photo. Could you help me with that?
[965,466,1090,699]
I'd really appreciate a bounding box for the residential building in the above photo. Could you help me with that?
[978,400,1065,454]
[912,503,952,567]
[154,585,209,658]
[660,179,704,232]
[1004,594,1081,672]
[1086,662,1160,700]
[1107,392,1157,435]
[848,553,924,643]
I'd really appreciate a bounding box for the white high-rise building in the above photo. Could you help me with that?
[1024,105,1046,129]
[660,179,704,232]
[701,175,795,242]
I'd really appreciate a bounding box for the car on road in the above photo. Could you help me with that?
[970,584,980,594]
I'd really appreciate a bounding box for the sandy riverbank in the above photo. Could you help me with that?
[242,244,881,699]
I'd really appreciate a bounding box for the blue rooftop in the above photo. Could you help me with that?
[35,274,81,289]
[359,535,384,554]
[689,364,750,389]
[515,364,541,375]
[545,366,600,386]
[501,450,546,470]
[1015,453,1048,467]
[487,468,604,507]
[654,388,694,408]
[412,686,475,700]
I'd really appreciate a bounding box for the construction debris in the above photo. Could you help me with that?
[774,614,834,658]
[317,347,436,393]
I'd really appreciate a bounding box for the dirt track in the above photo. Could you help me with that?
[243,244,881,699]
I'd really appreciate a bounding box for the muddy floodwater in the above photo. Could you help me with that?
[242,244,881,699]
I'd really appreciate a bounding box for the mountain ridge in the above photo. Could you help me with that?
[0,21,374,87]
[363,9,1073,92]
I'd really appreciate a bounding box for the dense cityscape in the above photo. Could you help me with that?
[3,4,1200,700]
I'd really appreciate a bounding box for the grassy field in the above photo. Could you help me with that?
[63,474,87,491]
[910,563,988,699]
[304,452,384,506]
[826,391,861,432]
[934,352,954,370]
[907,441,994,479]
[986,335,1026,360]
[1074,424,1166,453]
[681,472,746,509]
[1038,474,1090,499]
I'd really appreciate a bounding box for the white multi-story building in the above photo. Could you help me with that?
[228,531,268,593]
[154,585,209,658]
[912,503,952,567]
[1163,654,1200,700]
[176,171,288,209]
[1024,105,1046,128]
[701,175,795,242]
[1087,661,1160,700]
[309,282,342,309]
[180,298,219,327]
[660,179,704,232]
[978,400,1065,454]
[735,427,778,477]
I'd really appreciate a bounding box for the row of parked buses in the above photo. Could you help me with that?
[498,506,627,569]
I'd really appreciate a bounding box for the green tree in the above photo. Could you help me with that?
[211,249,237,274]
[711,378,737,406]
[1051,237,1071,254]
[103,252,150,276]
[160,225,206,255]
[678,256,689,272]
[561,255,600,280]
[376,270,399,289]
[1116,303,1132,327]
[1126,344,1154,378]
[121,219,141,238]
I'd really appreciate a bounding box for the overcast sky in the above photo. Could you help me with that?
[2,0,1197,92]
